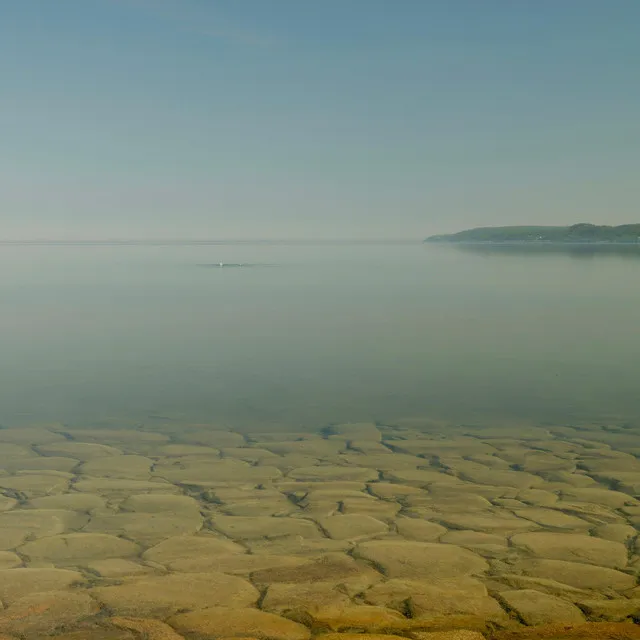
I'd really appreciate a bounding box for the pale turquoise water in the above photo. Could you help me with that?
[1,242,639,430]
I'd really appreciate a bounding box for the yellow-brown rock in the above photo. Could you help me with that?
[110,617,185,640]
[0,590,99,635]
[289,604,408,632]
[0,569,85,605]
[168,607,311,640]
[91,572,259,616]
[354,540,488,579]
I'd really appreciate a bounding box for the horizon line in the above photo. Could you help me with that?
[0,238,421,246]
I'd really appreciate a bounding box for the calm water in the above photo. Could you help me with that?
[2,242,640,430]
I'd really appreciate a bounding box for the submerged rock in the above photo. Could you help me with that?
[316,514,388,540]
[0,568,85,605]
[0,509,88,551]
[0,590,99,635]
[91,572,259,616]
[508,558,636,591]
[262,581,352,614]
[510,532,628,568]
[142,535,245,569]
[19,533,140,564]
[354,540,488,579]
[168,607,311,640]
[497,589,585,626]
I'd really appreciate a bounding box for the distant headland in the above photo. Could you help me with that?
[425,223,640,244]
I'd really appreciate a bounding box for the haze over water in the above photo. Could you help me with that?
[2,242,639,431]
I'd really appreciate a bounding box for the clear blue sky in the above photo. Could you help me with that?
[1,0,639,239]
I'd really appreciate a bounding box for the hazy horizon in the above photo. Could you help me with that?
[2,1,639,240]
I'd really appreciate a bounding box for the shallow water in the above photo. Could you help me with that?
[1,242,640,429]
[2,243,640,639]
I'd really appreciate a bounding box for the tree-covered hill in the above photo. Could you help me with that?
[425,224,640,244]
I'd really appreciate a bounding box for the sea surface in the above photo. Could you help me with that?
[2,241,640,431]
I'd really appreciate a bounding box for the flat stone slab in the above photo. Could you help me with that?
[91,572,259,616]
[456,466,543,490]
[85,511,203,545]
[142,535,245,569]
[383,469,462,487]
[425,493,493,512]
[177,553,309,574]
[593,524,638,543]
[246,536,352,556]
[210,515,322,540]
[153,459,282,484]
[119,493,201,514]
[328,423,383,440]
[0,509,88,550]
[168,606,311,640]
[0,568,85,605]
[347,441,396,454]
[368,483,428,499]
[314,635,409,640]
[1,457,79,473]
[79,455,154,479]
[0,551,22,569]
[263,440,347,457]
[317,514,388,540]
[440,530,508,550]
[408,632,486,640]
[548,501,623,525]
[289,604,408,632]
[108,617,185,640]
[395,518,447,542]
[560,488,637,509]
[155,444,221,457]
[28,493,107,512]
[338,453,424,471]
[19,532,140,563]
[219,446,279,462]
[575,599,640,622]
[0,473,70,497]
[251,553,382,592]
[262,581,352,614]
[36,442,124,460]
[63,429,169,444]
[438,513,536,534]
[364,577,503,622]
[85,558,152,578]
[386,438,496,457]
[288,466,379,482]
[74,478,181,495]
[0,497,17,512]
[354,540,488,579]
[219,496,297,517]
[512,508,591,530]
[0,444,38,460]
[498,589,585,626]
[340,498,401,520]
[0,590,99,635]
[488,574,593,600]
[510,532,628,568]
[278,481,368,495]
[510,558,636,591]
[517,489,559,507]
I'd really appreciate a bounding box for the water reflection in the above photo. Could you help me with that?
[441,243,640,259]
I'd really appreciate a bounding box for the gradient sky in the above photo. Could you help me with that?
[1,0,639,239]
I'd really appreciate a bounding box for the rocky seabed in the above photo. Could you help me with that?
[1,420,640,639]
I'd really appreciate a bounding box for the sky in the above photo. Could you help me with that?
[1,0,639,240]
